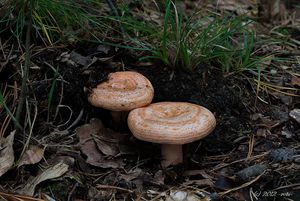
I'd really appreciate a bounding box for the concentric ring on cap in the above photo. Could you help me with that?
[128,102,216,144]
[88,71,154,111]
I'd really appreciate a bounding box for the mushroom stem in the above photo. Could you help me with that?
[161,144,183,167]
[110,111,121,123]
[110,111,128,126]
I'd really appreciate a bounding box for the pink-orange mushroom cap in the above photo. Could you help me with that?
[128,102,216,167]
[88,71,154,111]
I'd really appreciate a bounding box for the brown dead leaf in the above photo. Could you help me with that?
[256,128,268,138]
[47,155,75,167]
[291,76,300,87]
[93,136,119,156]
[75,118,122,168]
[18,145,44,167]
[0,130,15,177]
[18,162,69,196]
[96,44,111,54]
[120,168,142,182]
[92,125,124,157]
[153,170,165,185]
[216,0,254,15]
[88,186,112,200]
[92,120,133,156]
[69,51,96,67]
[250,113,263,121]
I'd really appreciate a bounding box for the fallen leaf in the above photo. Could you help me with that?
[269,148,296,163]
[250,113,263,121]
[281,128,293,139]
[215,0,253,15]
[291,76,300,86]
[88,186,112,200]
[18,162,69,196]
[214,176,236,190]
[76,126,106,167]
[18,145,44,167]
[120,168,142,182]
[47,155,75,167]
[235,164,267,181]
[70,51,96,67]
[289,108,300,123]
[96,44,111,54]
[95,123,131,156]
[58,52,76,66]
[75,119,122,168]
[256,128,268,138]
[93,134,119,157]
[0,130,15,177]
[153,170,165,185]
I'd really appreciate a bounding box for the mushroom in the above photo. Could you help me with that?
[88,71,154,124]
[127,102,216,167]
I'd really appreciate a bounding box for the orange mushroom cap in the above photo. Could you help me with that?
[88,71,154,111]
[128,102,216,144]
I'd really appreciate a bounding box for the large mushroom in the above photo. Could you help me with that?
[128,102,216,167]
[88,71,154,123]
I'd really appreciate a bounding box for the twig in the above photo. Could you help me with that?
[211,152,270,172]
[67,183,79,201]
[66,108,84,130]
[247,135,254,159]
[273,183,300,191]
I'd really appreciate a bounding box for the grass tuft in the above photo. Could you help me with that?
[0,0,110,44]
[118,0,273,73]
[0,90,22,130]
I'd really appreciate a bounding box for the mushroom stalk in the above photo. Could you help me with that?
[161,144,183,167]
[110,111,128,125]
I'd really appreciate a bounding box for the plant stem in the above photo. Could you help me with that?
[15,2,32,131]
[161,144,183,167]
[106,0,125,37]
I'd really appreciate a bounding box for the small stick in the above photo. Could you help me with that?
[273,183,300,191]
[211,152,270,172]
[67,183,79,201]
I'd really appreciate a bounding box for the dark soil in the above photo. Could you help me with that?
[1,34,300,201]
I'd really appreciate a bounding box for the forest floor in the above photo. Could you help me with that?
[0,0,300,201]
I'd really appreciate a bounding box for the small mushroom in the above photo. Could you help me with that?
[128,102,216,167]
[88,71,154,124]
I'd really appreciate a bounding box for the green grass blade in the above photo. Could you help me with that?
[0,91,22,130]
